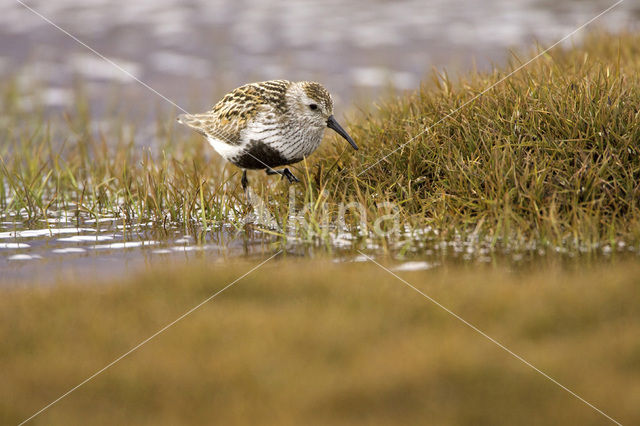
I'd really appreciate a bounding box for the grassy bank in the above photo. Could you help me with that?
[1,259,639,425]
[2,31,640,249]
[324,31,640,247]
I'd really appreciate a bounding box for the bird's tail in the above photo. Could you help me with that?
[176,113,190,125]
[176,113,207,136]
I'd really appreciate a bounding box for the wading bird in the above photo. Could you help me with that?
[178,80,358,189]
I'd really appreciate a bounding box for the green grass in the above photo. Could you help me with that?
[323,31,640,247]
[1,259,639,425]
[2,31,640,250]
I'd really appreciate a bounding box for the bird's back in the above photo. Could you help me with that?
[177,80,292,147]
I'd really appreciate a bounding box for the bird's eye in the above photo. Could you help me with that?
[309,104,318,110]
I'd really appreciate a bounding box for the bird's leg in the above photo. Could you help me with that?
[241,170,248,190]
[265,168,299,183]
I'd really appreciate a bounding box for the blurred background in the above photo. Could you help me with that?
[1,0,638,140]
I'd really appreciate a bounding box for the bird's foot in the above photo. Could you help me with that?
[265,168,300,183]
[282,168,300,183]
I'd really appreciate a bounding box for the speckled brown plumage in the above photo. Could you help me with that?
[177,79,357,189]
[178,80,291,145]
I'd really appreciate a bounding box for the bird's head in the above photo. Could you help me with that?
[287,81,358,150]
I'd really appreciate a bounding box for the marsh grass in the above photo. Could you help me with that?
[1,31,640,251]
[322,31,640,248]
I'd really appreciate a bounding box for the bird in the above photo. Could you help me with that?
[177,80,358,189]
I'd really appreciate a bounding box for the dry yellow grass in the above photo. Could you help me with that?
[1,258,639,425]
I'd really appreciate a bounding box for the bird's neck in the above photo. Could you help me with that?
[281,113,324,153]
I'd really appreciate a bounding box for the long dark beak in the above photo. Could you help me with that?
[327,115,358,150]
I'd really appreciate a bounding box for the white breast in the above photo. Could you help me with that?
[207,136,243,160]
[242,112,282,144]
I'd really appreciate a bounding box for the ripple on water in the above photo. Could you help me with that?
[83,218,118,224]
[57,235,114,242]
[393,261,438,272]
[151,249,173,254]
[92,241,158,250]
[0,228,96,239]
[169,245,217,252]
[7,254,42,261]
[174,236,194,244]
[51,248,87,254]
[0,242,30,249]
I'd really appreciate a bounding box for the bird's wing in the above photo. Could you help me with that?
[177,80,291,146]
[177,112,241,146]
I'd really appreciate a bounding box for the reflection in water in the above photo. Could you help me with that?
[1,211,638,285]
[392,261,438,272]
[0,212,282,283]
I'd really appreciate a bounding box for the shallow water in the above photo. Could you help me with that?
[0,216,276,283]
[2,210,638,285]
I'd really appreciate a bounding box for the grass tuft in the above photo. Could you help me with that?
[316,31,640,248]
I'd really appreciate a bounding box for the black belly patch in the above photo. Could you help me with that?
[231,140,300,169]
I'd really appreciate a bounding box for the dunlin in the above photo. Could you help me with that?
[177,80,358,189]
